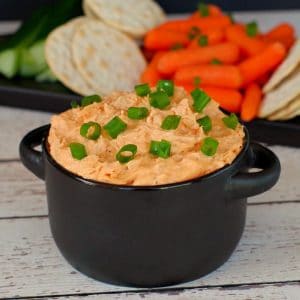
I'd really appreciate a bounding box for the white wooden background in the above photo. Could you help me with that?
[0,10,300,300]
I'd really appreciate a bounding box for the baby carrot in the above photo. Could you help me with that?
[157,42,240,75]
[241,83,262,122]
[174,65,243,89]
[225,24,267,57]
[239,42,286,85]
[144,29,190,50]
[140,51,166,86]
[201,86,243,113]
[265,23,295,40]
[174,84,242,113]
[264,23,295,50]
[158,15,231,34]
[189,4,223,18]
[188,28,225,48]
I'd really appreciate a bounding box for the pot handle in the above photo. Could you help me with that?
[19,125,50,181]
[226,142,281,200]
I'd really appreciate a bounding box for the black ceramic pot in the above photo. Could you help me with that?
[20,125,280,288]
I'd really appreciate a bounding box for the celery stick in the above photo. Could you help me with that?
[19,40,47,77]
[36,68,57,83]
[0,48,19,78]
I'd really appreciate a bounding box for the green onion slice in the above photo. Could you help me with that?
[222,113,239,129]
[197,115,212,133]
[71,100,79,108]
[246,21,258,37]
[116,144,137,164]
[157,80,174,96]
[211,58,222,65]
[161,115,181,130]
[150,140,171,159]
[104,116,127,139]
[188,26,201,40]
[135,83,151,97]
[149,91,170,109]
[201,137,219,156]
[191,88,211,112]
[69,143,87,160]
[127,107,149,120]
[80,122,101,140]
[198,2,209,17]
[81,95,102,107]
[198,35,208,47]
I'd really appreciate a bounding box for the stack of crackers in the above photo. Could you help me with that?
[259,40,300,121]
[45,0,165,96]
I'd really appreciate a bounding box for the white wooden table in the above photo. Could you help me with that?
[0,11,300,300]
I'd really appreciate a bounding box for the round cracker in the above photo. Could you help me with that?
[85,0,166,38]
[263,40,300,93]
[45,17,95,96]
[276,109,300,120]
[259,68,300,117]
[72,19,146,96]
[267,96,300,120]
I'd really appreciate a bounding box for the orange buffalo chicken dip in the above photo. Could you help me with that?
[48,81,244,186]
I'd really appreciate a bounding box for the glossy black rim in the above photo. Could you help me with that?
[43,127,250,191]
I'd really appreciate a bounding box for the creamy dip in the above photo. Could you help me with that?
[48,87,244,185]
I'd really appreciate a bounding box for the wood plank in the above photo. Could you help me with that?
[1,145,299,219]
[0,203,299,298]
[42,283,300,300]
[0,106,51,160]
[251,145,300,203]
[0,162,46,218]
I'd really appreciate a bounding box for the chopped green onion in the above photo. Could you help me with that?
[191,88,211,112]
[80,122,101,140]
[161,115,181,130]
[81,95,102,107]
[197,115,212,133]
[198,2,209,17]
[222,113,239,129]
[150,140,171,159]
[135,83,151,97]
[171,43,184,50]
[246,21,258,37]
[198,35,208,47]
[201,137,219,156]
[69,143,87,160]
[194,76,201,88]
[127,107,149,120]
[104,116,127,139]
[157,79,174,96]
[188,26,201,40]
[149,91,170,109]
[71,100,79,108]
[116,144,137,164]
[211,58,222,65]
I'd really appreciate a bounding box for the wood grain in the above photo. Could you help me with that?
[251,145,300,203]
[0,203,299,298]
[41,282,300,300]
[0,106,51,160]
[0,162,46,218]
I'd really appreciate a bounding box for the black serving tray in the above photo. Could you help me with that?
[0,76,299,147]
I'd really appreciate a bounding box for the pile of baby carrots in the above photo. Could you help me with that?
[141,3,295,121]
